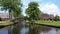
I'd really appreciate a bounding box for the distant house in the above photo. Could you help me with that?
[0,13,10,21]
[0,13,9,18]
[40,13,54,20]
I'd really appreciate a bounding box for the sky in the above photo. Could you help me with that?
[21,0,60,16]
[0,0,60,16]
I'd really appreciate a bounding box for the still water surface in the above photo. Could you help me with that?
[0,22,60,34]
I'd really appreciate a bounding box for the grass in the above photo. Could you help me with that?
[0,20,59,27]
[0,21,13,26]
[35,20,60,26]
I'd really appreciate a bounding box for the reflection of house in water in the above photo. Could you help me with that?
[40,13,54,20]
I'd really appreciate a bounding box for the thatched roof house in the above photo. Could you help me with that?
[40,13,54,20]
[0,13,9,18]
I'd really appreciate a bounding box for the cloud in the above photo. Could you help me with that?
[40,3,60,16]
[0,7,8,13]
[21,0,42,6]
[22,0,60,16]
[21,0,30,16]
[22,0,42,16]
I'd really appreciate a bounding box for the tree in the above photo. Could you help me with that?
[0,0,22,19]
[25,2,41,21]
[0,17,2,21]
[12,7,22,18]
[54,15,60,21]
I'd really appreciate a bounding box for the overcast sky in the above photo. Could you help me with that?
[0,0,60,16]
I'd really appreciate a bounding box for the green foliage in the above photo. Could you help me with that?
[12,8,22,18]
[0,0,22,10]
[54,15,60,21]
[28,2,38,7]
[0,21,13,26]
[25,2,41,20]
[0,0,22,18]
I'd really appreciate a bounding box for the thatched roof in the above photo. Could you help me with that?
[0,13,9,18]
[40,13,54,20]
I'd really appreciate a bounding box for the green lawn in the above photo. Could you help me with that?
[1,20,59,27]
[0,21,13,26]
[35,20,60,26]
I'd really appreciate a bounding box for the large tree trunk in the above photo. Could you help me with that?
[9,9,12,19]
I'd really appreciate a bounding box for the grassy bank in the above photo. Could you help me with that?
[0,21,13,26]
[1,20,60,27]
[35,20,60,26]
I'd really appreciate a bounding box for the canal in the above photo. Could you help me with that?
[0,21,60,34]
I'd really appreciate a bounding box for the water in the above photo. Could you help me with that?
[0,27,8,34]
[0,23,60,34]
[41,28,56,34]
[20,27,29,34]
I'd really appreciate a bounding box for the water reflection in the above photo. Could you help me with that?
[0,22,60,34]
[26,23,60,34]
[20,27,29,34]
[57,29,60,34]
[10,21,24,34]
[40,28,56,34]
[28,23,51,34]
[0,27,9,34]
